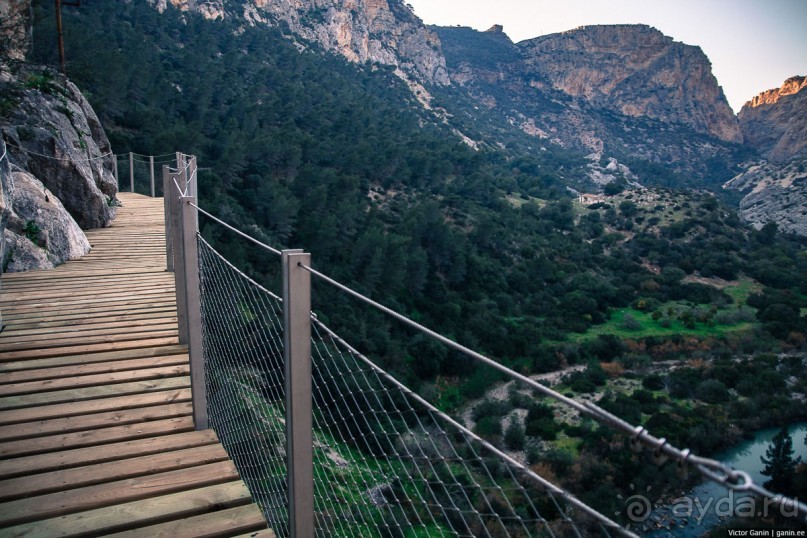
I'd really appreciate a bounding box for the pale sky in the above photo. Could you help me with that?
[405,0,807,113]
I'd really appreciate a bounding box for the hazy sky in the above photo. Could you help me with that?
[405,0,807,112]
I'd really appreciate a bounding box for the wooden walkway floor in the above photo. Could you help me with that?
[0,193,273,537]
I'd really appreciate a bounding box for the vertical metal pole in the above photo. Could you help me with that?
[170,171,189,344]
[180,193,207,430]
[163,165,174,272]
[55,0,66,75]
[176,152,185,194]
[282,249,314,538]
[149,155,155,198]
[129,152,134,193]
[187,155,198,199]
[113,157,119,189]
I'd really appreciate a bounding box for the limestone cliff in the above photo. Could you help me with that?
[148,0,449,86]
[518,25,741,143]
[436,24,747,187]
[724,159,807,237]
[0,68,117,272]
[738,76,807,162]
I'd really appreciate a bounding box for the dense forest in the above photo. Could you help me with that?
[23,0,807,527]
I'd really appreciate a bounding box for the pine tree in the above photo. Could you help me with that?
[760,426,801,495]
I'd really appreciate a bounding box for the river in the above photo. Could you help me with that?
[637,422,807,537]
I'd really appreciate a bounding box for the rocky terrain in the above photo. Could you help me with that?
[738,75,807,162]
[1,1,118,272]
[434,24,749,187]
[148,0,449,86]
[519,25,741,143]
[723,77,807,236]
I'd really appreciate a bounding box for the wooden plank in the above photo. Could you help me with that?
[1,312,177,333]
[0,376,190,410]
[0,415,194,458]
[0,388,191,426]
[106,503,270,538]
[0,337,181,361]
[0,325,179,348]
[1,303,177,325]
[0,354,188,385]
[0,460,242,527]
[0,365,189,396]
[0,429,218,479]
[0,482,257,538]
[0,345,187,373]
[0,444,230,501]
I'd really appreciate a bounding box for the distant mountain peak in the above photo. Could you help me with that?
[518,24,741,143]
[744,75,807,109]
[739,75,807,161]
[485,24,504,33]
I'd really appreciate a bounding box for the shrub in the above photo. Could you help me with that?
[694,379,730,404]
[504,420,525,451]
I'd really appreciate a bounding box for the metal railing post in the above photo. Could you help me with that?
[282,249,314,538]
[163,165,174,272]
[179,192,207,430]
[149,155,155,198]
[170,170,189,344]
[113,156,118,189]
[129,152,134,193]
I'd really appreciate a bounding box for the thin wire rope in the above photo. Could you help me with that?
[0,141,7,164]
[198,236,587,536]
[191,201,282,256]
[118,151,178,159]
[312,317,628,538]
[4,140,113,161]
[299,261,807,525]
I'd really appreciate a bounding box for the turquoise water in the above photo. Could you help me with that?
[637,423,807,537]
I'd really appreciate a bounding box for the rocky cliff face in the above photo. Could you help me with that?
[519,25,741,143]
[436,24,747,187]
[148,0,449,86]
[724,159,807,237]
[738,76,807,162]
[1,68,117,271]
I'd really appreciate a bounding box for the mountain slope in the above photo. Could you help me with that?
[435,24,750,188]
[147,0,448,86]
[738,75,807,162]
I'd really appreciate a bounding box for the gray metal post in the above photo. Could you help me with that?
[176,152,185,194]
[129,152,134,193]
[149,155,155,198]
[170,171,189,344]
[113,157,119,189]
[179,193,207,430]
[187,155,198,199]
[282,249,314,538]
[163,165,174,272]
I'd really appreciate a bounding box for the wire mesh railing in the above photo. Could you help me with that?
[162,153,807,537]
[197,235,613,537]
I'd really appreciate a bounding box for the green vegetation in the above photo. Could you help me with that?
[30,1,807,528]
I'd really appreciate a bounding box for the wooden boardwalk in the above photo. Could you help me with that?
[0,193,273,537]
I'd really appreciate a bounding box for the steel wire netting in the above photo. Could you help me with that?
[197,236,601,538]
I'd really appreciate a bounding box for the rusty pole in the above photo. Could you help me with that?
[55,0,66,75]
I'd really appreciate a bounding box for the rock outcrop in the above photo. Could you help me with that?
[519,25,741,143]
[1,67,117,272]
[738,76,807,162]
[148,0,449,86]
[435,24,747,186]
[1,72,117,230]
[3,169,90,272]
[724,159,807,237]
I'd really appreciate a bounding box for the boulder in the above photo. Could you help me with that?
[4,170,91,270]
[1,72,117,229]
